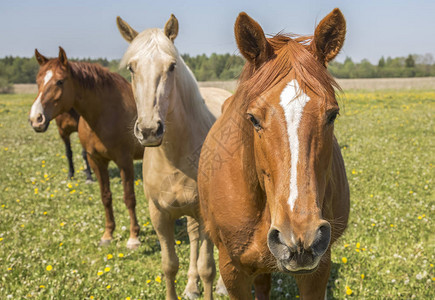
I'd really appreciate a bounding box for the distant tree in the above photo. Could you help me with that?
[378,56,385,68]
[405,54,415,68]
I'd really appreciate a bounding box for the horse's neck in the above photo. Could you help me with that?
[71,82,109,128]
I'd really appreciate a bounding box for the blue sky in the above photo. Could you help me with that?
[1,0,434,63]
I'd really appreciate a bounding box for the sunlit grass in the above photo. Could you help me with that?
[0,91,434,299]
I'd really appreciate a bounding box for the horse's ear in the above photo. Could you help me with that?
[164,14,179,42]
[35,49,48,66]
[312,8,346,66]
[234,12,272,68]
[58,47,68,67]
[116,16,139,43]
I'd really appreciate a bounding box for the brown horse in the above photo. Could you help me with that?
[54,109,93,181]
[198,8,350,299]
[29,48,144,249]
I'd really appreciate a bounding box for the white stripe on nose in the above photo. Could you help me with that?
[29,93,43,120]
[43,70,53,86]
[29,70,53,120]
[279,79,311,211]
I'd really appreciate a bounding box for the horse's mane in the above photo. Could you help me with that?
[43,59,128,90]
[235,34,340,108]
[69,61,128,90]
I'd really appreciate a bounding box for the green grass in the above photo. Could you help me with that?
[0,91,433,299]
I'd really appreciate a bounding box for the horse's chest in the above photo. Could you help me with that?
[144,169,198,213]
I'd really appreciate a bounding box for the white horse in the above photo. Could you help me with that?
[117,14,231,300]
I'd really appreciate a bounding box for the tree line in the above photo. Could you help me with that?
[1,53,435,92]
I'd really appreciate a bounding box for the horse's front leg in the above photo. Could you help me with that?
[197,225,216,300]
[218,245,252,300]
[149,199,179,300]
[118,158,140,249]
[87,156,115,245]
[295,250,331,300]
[254,273,271,300]
[183,216,200,299]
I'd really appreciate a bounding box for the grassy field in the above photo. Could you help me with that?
[0,90,433,299]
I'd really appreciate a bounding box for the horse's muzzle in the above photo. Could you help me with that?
[30,113,50,132]
[267,223,331,273]
[134,120,165,146]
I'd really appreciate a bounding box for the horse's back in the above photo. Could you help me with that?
[199,87,232,119]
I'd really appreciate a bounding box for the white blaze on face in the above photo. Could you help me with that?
[30,70,53,120]
[279,79,311,211]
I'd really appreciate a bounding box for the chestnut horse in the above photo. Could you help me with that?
[53,109,93,181]
[198,9,350,299]
[29,48,144,249]
[117,14,231,300]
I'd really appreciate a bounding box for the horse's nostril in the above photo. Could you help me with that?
[37,113,44,124]
[156,121,164,136]
[267,228,291,260]
[310,224,331,256]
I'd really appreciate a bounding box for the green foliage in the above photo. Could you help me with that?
[0,56,130,84]
[328,54,435,78]
[0,90,434,298]
[181,53,245,81]
[0,52,435,85]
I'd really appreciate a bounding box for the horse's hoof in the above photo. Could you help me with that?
[126,238,140,250]
[183,291,200,300]
[99,239,111,247]
[85,179,94,184]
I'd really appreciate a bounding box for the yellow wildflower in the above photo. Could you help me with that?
[39,285,45,288]
[356,242,360,248]
[345,286,352,295]
[176,240,181,245]
[155,276,162,283]
[146,279,151,284]
[0,238,3,242]
[43,211,47,215]
[342,257,347,264]
[126,298,131,300]
[118,253,124,258]
[107,254,113,260]
[46,265,53,271]
[60,222,65,227]
[106,285,111,289]
[59,242,63,246]
[361,274,365,279]
[104,267,110,272]
[97,271,103,276]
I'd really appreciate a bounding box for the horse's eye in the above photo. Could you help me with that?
[327,110,339,125]
[168,63,176,72]
[247,113,262,131]
[127,65,134,73]
[56,80,63,86]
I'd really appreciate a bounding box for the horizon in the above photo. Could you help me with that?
[1,0,434,64]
